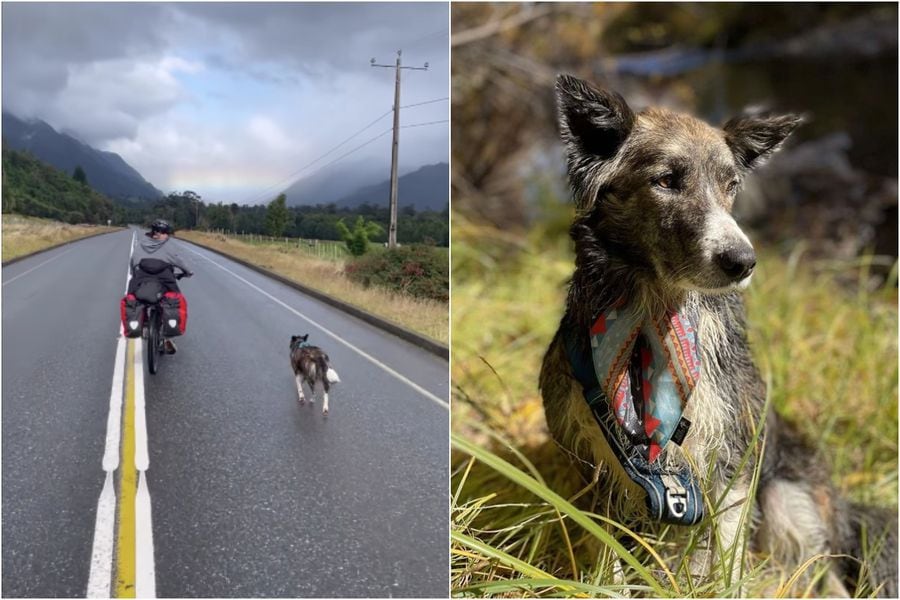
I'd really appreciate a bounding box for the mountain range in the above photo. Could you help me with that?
[284,161,448,212]
[1,111,448,212]
[1,112,163,201]
[335,163,448,211]
[281,157,389,207]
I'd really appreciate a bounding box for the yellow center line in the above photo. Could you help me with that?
[116,339,137,597]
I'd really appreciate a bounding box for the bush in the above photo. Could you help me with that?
[345,245,448,302]
[335,216,383,256]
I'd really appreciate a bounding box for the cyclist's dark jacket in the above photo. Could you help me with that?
[128,236,192,295]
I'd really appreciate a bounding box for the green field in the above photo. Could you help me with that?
[205,231,353,261]
[199,230,449,263]
[451,212,898,597]
[178,230,449,344]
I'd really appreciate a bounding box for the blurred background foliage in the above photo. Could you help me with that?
[451,4,897,596]
[452,2,897,262]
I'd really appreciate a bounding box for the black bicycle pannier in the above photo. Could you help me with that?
[120,294,144,338]
[160,291,187,337]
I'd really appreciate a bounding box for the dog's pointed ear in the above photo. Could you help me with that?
[300,334,309,341]
[723,114,803,170]
[556,74,635,161]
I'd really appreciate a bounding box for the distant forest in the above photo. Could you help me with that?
[2,147,118,224]
[2,147,449,246]
[130,192,449,247]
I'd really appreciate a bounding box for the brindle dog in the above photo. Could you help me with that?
[290,334,341,416]
[539,74,896,596]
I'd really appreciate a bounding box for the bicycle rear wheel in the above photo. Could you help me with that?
[148,308,161,374]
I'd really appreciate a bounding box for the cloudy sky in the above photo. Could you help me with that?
[2,2,448,204]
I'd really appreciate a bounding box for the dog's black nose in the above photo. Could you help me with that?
[716,247,756,281]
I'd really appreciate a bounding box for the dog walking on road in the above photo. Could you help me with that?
[290,334,341,416]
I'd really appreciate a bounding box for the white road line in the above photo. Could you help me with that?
[87,328,127,597]
[2,248,73,286]
[183,244,449,409]
[88,316,129,594]
[89,231,157,597]
[126,231,135,293]
[134,337,149,471]
[133,340,156,597]
[136,474,156,598]
[86,472,116,598]
[101,337,126,472]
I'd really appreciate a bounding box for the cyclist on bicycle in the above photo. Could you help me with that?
[129,218,193,353]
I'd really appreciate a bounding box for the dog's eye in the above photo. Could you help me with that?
[654,174,676,190]
[726,179,740,194]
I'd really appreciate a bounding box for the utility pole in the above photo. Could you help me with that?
[371,50,428,248]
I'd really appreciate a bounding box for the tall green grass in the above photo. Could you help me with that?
[451,212,897,597]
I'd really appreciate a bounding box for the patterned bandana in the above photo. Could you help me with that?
[589,305,701,463]
[563,304,705,525]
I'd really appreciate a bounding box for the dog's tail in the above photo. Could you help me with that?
[835,502,898,597]
[326,366,341,384]
[314,355,340,388]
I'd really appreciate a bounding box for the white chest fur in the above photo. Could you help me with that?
[663,308,736,474]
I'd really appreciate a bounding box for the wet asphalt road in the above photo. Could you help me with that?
[2,229,449,597]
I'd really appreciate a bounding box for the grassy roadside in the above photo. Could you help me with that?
[213,232,353,262]
[177,230,448,344]
[451,213,898,597]
[1,214,119,262]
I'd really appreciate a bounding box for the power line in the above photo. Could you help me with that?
[244,108,393,205]
[399,97,449,110]
[402,27,448,50]
[311,127,393,176]
[401,120,449,129]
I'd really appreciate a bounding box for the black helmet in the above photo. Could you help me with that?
[148,219,173,236]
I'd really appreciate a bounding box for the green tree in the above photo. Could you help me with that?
[73,165,88,185]
[206,203,232,230]
[265,193,290,237]
[335,216,383,256]
[2,163,14,213]
[2,148,116,223]
[230,202,239,231]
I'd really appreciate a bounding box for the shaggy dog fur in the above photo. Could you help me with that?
[539,74,897,596]
[290,334,340,415]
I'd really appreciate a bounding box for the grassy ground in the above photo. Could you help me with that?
[201,231,450,264]
[177,230,448,344]
[216,232,353,262]
[1,214,117,262]
[451,212,898,597]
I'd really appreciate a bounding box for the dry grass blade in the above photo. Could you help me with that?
[2,214,116,262]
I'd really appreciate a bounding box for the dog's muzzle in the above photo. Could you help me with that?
[715,245,756,282]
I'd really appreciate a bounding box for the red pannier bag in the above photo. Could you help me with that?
[120,294,143,338]
[160,291,188,337]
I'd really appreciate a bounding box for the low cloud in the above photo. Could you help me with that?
[2,2,449,204]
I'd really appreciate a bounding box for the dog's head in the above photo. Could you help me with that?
[556,74,801,294]
[290,334,309,349]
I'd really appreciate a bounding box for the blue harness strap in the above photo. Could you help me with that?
[563,324,705,526]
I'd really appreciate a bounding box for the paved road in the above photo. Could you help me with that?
[2,229,448,597]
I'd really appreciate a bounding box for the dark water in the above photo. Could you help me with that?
[677,55,898,177]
